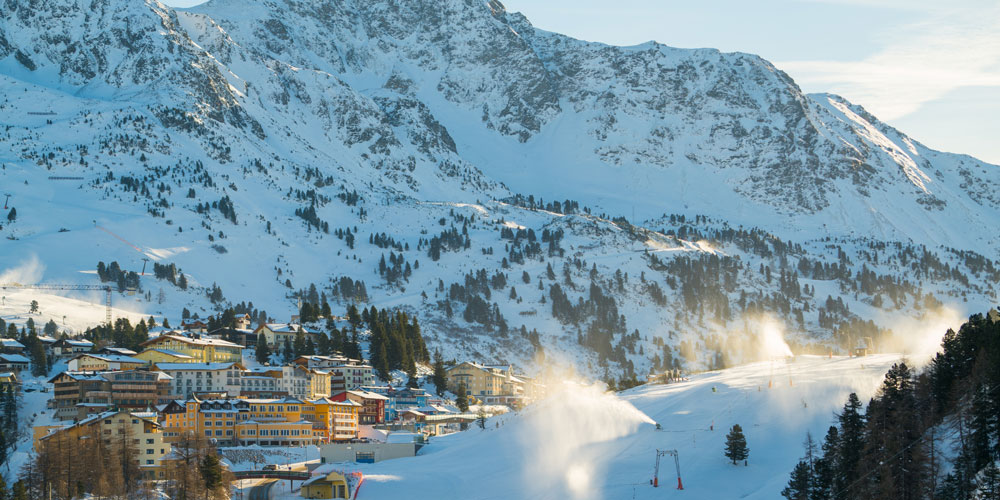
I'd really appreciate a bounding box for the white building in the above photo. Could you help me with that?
[331,363,376,393]
[153,362,243,398]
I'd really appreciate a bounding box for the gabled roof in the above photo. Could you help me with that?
[98,347,136,355]
[0,339,24,348]
[0,354,29,363]
[70,353,144,364]
[257,323,311,334]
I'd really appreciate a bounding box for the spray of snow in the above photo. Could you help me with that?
[880,304,965,367]
[0,254,45,284]
[518,380,654,500]
[758,316,794,360]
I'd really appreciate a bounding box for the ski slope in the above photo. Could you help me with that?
[335,354,899,500]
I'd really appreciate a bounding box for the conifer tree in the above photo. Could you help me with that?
[724,424,749,465]
[432,351,448,396]
[199,453,223,493]
[456,383,469,412]
[834,393,865,500]
[782,460,812,500]
[255,334,271,365]
[29,336,47,377]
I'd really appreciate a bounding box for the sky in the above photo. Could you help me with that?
[163,0,1000,165]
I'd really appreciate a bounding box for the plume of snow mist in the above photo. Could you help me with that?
[879,305,965,367]
[759,316,794,359]
[518,380,654,500]
[0,255,45,285]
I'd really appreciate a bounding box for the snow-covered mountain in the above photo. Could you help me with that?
[1,0,997,377]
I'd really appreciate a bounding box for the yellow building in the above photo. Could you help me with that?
[140,335,243,363]
[305,397,361,442]
[301,469,360,499]
[446,362,523,399]
[135,348,196,364]
[34,410,168,479]
[67,353,146,372]
[158,396,358,446]
[303,366,331,399]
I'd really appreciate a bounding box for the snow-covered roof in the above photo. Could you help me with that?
[143,348,194,359]
[99,346,135,355]
[347,390,389,400]
[0,354,29,363]
[386,432,421,444]
[153,362,239,371]
[71,353,145,364]
[63,339,94,347]
[0,339,24,348]
[142,334,242,348]
[261,323,310,334]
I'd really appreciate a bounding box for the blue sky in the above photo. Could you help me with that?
[163,0,999,165]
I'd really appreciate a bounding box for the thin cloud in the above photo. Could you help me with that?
[777,3,1000,120]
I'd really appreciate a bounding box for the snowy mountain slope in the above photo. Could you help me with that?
[0,0,998,379]
[351,354,902,500]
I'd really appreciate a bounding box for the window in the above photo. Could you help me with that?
[146,460,154,465]
[146,439,154,444]
[146,449,154,455]
[215,430,222,436]
[204,430,211,436]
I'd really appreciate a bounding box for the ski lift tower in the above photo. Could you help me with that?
[653,448,683,490]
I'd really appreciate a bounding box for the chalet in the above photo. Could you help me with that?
[50,338,94,357]
[254,323,317,350]
[97,347,138,356]
[0,338,25,354]
[207,327,257,348]
[180,320,208,333]
[48,370,173,420]
[0,372,19,388]
[0,353,29,373]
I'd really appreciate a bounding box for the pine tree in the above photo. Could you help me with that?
[282,338,293,362]
[834,393,865,500]
[6,208,15,223]
[255,334,271,365]
[199,453,223,493]
[432,351,448,396]
[782,461,813,500]
[811,426,838,500]
[724,424,749,465]
[456,383,469,412]
[29,337,47,377]
[293,329,307,357]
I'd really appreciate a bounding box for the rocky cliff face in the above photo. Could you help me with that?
[0,0,998,375]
